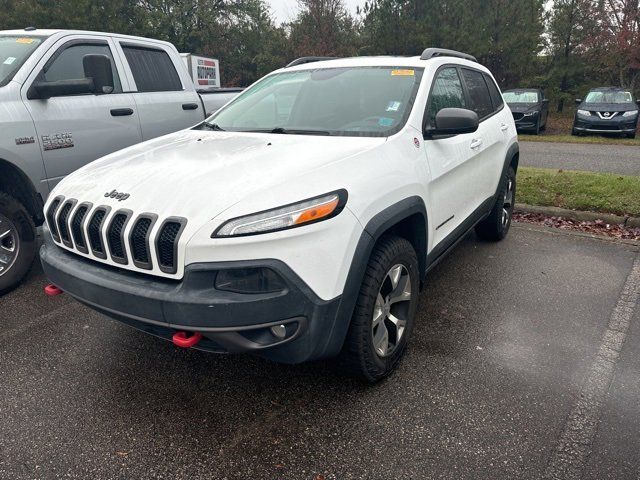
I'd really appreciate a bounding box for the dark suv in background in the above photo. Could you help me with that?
[503,88,549,135]
[573,87,640,138]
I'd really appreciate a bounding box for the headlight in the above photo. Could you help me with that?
[577,109,591,116]
[622,110,638,117]
[212,190,347,237]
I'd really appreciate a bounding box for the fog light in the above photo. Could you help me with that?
[215,267,286,294]
[270,324,287,339]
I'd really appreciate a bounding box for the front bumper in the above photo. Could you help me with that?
[40,234,345,364]
[573,116,638,134]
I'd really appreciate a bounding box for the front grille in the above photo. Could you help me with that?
[50,199,186,276]
[46,197,62,241]
[156,220,185,274]
[512,112,524,121]
[57,201,74,247]
[130,216,155,269]
[107,212,130,264]
[70,204,90,253]
[88,208,108,258]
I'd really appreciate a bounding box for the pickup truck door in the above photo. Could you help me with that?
[114,40,204,140]
[21,35,142,189]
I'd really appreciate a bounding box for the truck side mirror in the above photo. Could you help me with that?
[83,54,114,94]
[575,99,582,105]
[425,108,479,137]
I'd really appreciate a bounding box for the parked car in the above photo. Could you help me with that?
[572,87,640,138]
[40,48,519,382]
[503,88,549,134]
[0,28,242,292]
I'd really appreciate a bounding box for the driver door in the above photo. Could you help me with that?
[21,35,142,190]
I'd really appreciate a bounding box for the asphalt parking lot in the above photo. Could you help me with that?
[1,224,639,480]
[520,141,640,176]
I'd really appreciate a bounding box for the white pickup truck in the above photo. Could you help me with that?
[0,28,241,292]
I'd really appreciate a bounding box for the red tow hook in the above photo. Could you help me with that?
[44,284,64,296]
[172,331,203,348]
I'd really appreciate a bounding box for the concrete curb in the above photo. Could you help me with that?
[514,203,640,228]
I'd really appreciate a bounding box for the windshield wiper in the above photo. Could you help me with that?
[267,127,331,136]
[201,121,226,131]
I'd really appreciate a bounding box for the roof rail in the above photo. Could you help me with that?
[420,48,477,63]
[286,56,338,68]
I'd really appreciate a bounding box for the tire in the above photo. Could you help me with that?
[0,192,37,294]
[341,235,420,382]
[533,118,540,135]
[571,128,578,136]
[475,167,516,242]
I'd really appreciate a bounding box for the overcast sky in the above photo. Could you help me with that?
[266,0,363,23]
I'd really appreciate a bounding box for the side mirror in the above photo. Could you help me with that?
[83,54,114,94]
[575,99,582,105]
[636,99,640,106]
[27,78,95,100]
[426,108,479,136]
[542,99,550,104]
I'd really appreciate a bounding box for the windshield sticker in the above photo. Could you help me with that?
[378,117,394,127]
[386,101,402,112]
[16,38,35,44]
[3,57,16,65]
[391,69,415,76]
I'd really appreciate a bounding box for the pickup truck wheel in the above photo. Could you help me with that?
[0,193,36,294]
[342,235,419,383]
[475,167,516,242]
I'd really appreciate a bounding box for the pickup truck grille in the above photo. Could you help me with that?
[46,197,186,276]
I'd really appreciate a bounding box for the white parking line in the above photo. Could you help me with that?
[544,254,640,479]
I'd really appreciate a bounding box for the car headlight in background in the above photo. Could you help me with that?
[577,109,591,116]
[212,190,347,237]
[622,110,638,117]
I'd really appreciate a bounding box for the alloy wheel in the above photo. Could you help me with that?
[502,177,514,228]
[371,264,412,357]
[0,213,19,277]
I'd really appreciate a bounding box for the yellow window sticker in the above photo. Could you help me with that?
[16,38,35,44]
[391,69,415,76]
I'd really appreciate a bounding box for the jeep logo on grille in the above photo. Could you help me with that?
[104,189,130,201]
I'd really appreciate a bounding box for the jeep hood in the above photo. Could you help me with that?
[53,129,384,226]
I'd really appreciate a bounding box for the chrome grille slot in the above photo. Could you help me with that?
[46,197,63,242]
[106,210,132,265]
[88,208,109,259]
[57,201,75,247]
[70,204,90,253]
[155,218,186,274]
[130,214,157,270]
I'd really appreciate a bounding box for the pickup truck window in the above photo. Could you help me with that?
[208,66,424,137]
[0,35,43,87]
[122,46,182,93]
[43,43,122,93]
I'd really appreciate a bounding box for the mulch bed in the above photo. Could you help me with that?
[513,212,640,241]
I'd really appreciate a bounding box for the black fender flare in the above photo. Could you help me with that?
[318,196,428,359]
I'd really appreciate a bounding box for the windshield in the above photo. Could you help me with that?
[585,90,633,104]
[503,91,539,103]
[206,66,424,137]
[0,36,43,87]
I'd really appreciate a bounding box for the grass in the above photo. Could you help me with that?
[517,167,640,217]
[519,133,640,146]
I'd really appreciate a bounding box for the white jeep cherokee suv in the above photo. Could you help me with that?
[40,49,518,382]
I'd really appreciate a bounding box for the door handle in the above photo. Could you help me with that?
[110,108,134,116]
[182,103,199,110]
[470,139,483,150]
[500,124,509,132]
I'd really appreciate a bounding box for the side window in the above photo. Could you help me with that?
[43,43,122,93]
[483,74,504,111]
[461,68,493,119]
[426,67,466,126]
[122,46,182,93]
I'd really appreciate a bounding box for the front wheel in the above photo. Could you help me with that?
[341,236,420,382]
[475,167,516,241]
[0,193,36,294]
